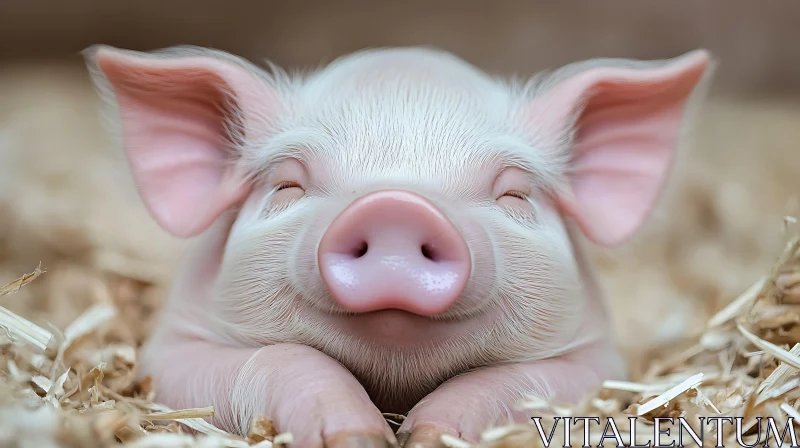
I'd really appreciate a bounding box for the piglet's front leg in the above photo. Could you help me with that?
[396,346,619,447]
[140,335,397,448]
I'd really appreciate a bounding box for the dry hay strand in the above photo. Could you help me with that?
[0,265,291,448]
[2,219,800,447]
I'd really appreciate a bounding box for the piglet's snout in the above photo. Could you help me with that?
[317,190,471,316]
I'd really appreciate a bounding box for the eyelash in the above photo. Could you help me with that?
[275,181,303,191]
[501,190,527,200]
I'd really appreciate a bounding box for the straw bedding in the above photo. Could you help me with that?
[0,218,799,448]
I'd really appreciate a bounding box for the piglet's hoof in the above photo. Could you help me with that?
[396,424,451,448]
[324,432,399,448]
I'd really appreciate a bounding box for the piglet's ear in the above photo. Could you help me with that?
[530,49,713,247]
[85,45,278,238]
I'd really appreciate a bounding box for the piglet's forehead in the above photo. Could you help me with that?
[300,47,502,95]
[262,49,559,192]
[273,109,538,196]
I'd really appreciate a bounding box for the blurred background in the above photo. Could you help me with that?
[1,0,799,377]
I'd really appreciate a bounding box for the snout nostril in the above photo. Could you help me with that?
[318,190,473,316]
[421,244,436,261]
[354,241,368,258]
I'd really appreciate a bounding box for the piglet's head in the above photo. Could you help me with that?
[86,46,712,366]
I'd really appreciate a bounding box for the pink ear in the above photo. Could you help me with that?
[87,46,278,238]
[530,50,712,247]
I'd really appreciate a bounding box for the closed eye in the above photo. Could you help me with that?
[275,181,304,192]
[500,190,527,200]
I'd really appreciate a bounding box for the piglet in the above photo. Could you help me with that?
[83,45,713,447]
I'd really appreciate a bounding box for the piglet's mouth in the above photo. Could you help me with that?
[325,307,493,345]
[317,189,473,318]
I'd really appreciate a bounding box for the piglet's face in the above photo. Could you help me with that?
[216,51,588,357]
[86,46,712,378]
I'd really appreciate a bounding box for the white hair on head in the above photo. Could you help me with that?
[218,47,575,196]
